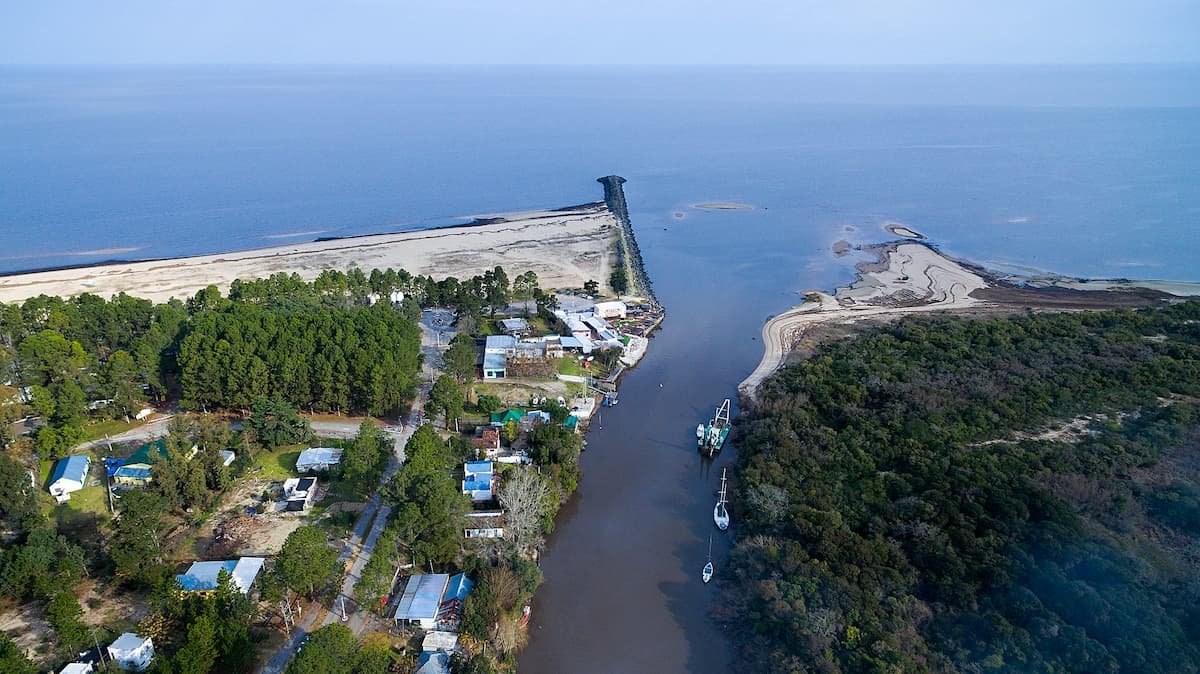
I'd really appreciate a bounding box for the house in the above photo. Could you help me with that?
[134,407,155,421]
[295,447,343,473]
[438,573,474,627]
[499,318,529,336]
[472,426,500,451]
[489,408,526,427]
[593,300,627,319]
[482,335,517,379]
[415,651,451,674]
[559,335,592,354]
[461,461,494,501]
[394,573,450,629]
[218,449,236,467]
[282,477,318,511]
[48,455,91,503]
[60,663,94,674]
[464,511,505,539]
[113,439,196,488]
[106,633,154,672]
[176,557,265,595]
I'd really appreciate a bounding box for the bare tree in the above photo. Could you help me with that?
[498,467,550,552]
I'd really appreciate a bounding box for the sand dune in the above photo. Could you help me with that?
[0,204,618,304]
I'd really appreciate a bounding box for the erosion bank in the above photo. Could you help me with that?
[0,202,621,304]
[739,240,1200,401]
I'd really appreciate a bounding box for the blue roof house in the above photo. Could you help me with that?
[461,461,494,501]
[49,455,91,503]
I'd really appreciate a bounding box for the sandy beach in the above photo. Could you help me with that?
[739,242,1200,400]
[0,203,619,304]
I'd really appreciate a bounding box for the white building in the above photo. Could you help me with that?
[464,511,505,539]
[483,335,516,379]
[107,633,154,672]
[283,477,318,511]
[295,447,343,472]
[592,300,627,319]
[461,461,495,501]
[60,664,94,674]
[176,557,265,594]
[48,455,90,503]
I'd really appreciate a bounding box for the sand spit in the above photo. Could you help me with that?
[739,242,1200,401]
[0,204,619,304]
[693,202,754,211]
[885,223,925,239]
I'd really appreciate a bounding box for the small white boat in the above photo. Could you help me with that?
[714,468,730,531]
[696,423,705,439]
[702,535,714,584]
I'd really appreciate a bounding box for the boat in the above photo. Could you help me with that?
[714,468,730,531]
[702,535,714,584]
[697,399,731,456]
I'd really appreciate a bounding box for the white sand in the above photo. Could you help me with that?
[739,243,986,399]
[0,204,618,304]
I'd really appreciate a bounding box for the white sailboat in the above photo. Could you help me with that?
[714,467,730,531]
[702,535,714,584]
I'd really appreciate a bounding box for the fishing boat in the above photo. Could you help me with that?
[702,535,714,584]
[697,399,731,456]
[714,468,730,531]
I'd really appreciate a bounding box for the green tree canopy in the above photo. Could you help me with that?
[276,526,339,598]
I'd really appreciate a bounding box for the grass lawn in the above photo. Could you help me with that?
[81,418,140,443]
[557,356,586,377]
[249,444,302,480]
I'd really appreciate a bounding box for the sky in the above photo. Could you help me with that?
[1,0,1198,65]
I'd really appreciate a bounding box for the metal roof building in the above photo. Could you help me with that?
[176,557,265,594]
[295,447,343,472]
[48,455,91,503]
[394,573,450,629]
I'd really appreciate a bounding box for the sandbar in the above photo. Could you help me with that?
[0,203,619,304]
[885,223,925,239]
[739,242,1200,401]
[693,202,754,211]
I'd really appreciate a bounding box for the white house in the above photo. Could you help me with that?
[107,633,154,672]
[464,511,505,539]
[295,447,343,472]
[60,663,94,674]
[48,455,90,503]
[283,477,318,511]
[394,573,449,629]
[483,335,516,379]
[593,300,627,319]
[218,449,236,467]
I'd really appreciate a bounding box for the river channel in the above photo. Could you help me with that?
[519,181,855,672]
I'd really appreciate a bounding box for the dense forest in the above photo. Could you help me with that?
[0,264,549,457]
[729,302,1200,673]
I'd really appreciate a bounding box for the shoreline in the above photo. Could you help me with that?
[0,202,619,304]
[738,240,1200,401]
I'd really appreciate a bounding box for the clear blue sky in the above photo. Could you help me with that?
[2,0,1198,65]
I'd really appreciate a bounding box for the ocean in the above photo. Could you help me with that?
[2,65,1198,284]
[3,65,1199,672]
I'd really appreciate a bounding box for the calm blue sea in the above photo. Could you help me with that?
[1,65,1198,286]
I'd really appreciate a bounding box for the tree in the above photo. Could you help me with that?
[111,490,167,587]
[583,279,599,296]
[171,610,219,674]
[428,375,464,426]
[498,468,551,552]
[502,419,519,445]
[103,349,143,419]
[342,420,386,486]
[0,526,85,600]
[47,590,88,656]
[287,624,357,674]
[444,335,479,385]
[276,526,338,597]
[0,454,38,531]
[0,632,37,674]
[609,267,629,295]
[246,396,313,449]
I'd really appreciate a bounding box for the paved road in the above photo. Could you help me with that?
[260,314,446,673]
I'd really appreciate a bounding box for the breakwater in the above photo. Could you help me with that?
[598,175,658,305]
